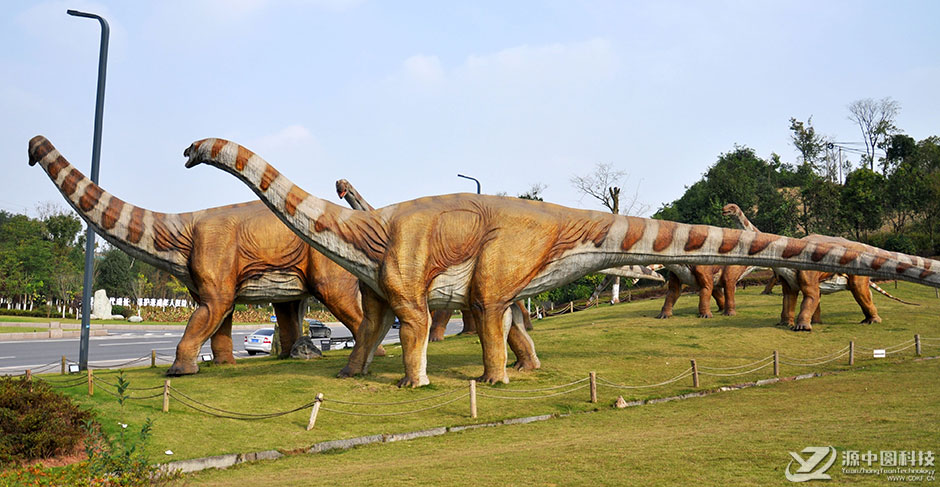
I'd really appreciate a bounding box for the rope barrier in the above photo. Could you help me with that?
[480,377,590,394]
[699,361,773,377]
[92,376,163,391]
[855,339,915,352]
[885,343,917,355]
[476,383,589,400]
[698,355,774,371]
[321,393,471,417]
[168,391,317,420]
[39,377,87,388]
[168,386,317,419]
[780,351,849,367]
[779,346,850,363]
[87,355,151,370]
[595,368,694,389]
[326,388,462,406]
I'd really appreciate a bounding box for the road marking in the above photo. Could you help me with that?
[0,356,16,360]
[98,341,173,347]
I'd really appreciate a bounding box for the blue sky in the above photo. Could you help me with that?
[3,1,939,219]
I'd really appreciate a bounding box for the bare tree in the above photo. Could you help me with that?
[847,97,900,172]
[571,163,648,303]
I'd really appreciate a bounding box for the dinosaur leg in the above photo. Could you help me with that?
[692,267,715,318]
[508,304,540,371]
[168,297,235,376]
[848,276,881,324]
[779,280,797,327]
[712,285,726,313]
[428,309,450,342]
[811,302,822,324]
[312,260,385,356]
[209,311,236,365]
[762,276,777,295]
[473,304,513,384]
[339,285,393,377]
[720,266,746,316]
[518,301,534,331]
[272,301,303,358]
[793,272,821,332]
[656,276,682,319]
[391,302,433,388]
[459,309,478,334]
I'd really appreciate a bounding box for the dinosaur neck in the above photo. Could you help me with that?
[28,136,192,279]
[732,209,760,233]
[343,186,374,211]
[185,138,385,289]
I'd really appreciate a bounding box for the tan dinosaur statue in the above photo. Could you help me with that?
[334,178,538,371]
[656,262,754,319]
[169,137,940,386]
[28,138,373,376]
[722,203,917,330]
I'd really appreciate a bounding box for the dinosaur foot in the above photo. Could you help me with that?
[698,313,713,319]
[428,335,444,343]
[397,374,430,388]
[655,312,672,319]
[775,321,792,327]
[790,323,813,332]
[166,361,199,376]
[722,310,736,317]
[212,355,236,366]
[512,358,541,371]
[337,365,365,378]
[475,372,509,385]
[860,317,882,324]
[458,330,478,336]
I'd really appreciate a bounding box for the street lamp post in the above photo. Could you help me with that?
[68,9,110,371]
[457,174,481,194]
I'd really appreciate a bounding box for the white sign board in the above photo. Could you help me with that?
[873,349,886,358]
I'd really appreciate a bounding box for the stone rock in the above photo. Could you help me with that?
[128,315,143,323]
[290,337,323,360]
[615,396,628,409]
[111,314,126,320]
[91,289,112,320]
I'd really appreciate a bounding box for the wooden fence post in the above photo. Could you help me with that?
[306,393,324,431]
[61,356,66,375]
[690,359,699,388]
[589,372,597,403]
[151,350,156,368]
[773,350,779,377]
[469,380,478,419]
[849,341,855,366]
[25,369,31,381]
[915,334,921,356]
[163,380,170,413]
[87,368,93,396]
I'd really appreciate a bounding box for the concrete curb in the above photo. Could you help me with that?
[0,329,108,341]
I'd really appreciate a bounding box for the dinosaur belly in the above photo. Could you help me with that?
[427,260,474,309]
[235,272,309,304]
[819,275,848,295]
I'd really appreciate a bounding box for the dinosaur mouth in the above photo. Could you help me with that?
[338,190,347,199]
[183,145,200,168]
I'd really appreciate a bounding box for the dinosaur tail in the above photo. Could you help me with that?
[29,136,193,278]
[869,281,920,306]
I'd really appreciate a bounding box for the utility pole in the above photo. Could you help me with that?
[68,9,110,371]
[457,174,481,194]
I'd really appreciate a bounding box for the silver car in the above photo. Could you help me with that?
[244,327,275,355]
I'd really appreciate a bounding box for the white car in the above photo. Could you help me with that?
[244,327,275,355]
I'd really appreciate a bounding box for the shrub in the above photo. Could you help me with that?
[0,376,93,465]
[111,305,132,318]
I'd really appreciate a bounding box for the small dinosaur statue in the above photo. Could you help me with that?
[28,137,372,375]
[722,203,917,330]
[170,137,940,386]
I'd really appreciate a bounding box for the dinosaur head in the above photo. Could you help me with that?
[183,139,211,168]
[721,203,741,217]
[28,135,51,166]
[336,179,349,199]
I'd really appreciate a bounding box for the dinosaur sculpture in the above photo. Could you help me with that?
[722,203,917,330]
[169,137,940,386]
[28,137,372,376]
[335,179,538,367]
[656,262,754,319]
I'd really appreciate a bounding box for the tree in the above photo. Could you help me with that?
[95,247,135,300]
[518,183,546,201]
[789,117,829,172]
[847,97,900,172]
[840,168,885,240]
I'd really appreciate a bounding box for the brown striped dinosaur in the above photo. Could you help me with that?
[173,137,940,386]
[334,179,539,371]
[27,136,374,376]
[722,203,918,330]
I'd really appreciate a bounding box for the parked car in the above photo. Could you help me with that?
[305,318,332,339]
[244,327,275,355]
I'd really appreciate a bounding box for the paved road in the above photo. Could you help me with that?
[0,321,464,375]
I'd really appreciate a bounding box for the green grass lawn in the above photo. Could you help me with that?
[39,281,940,484]
[0,326,48,333]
